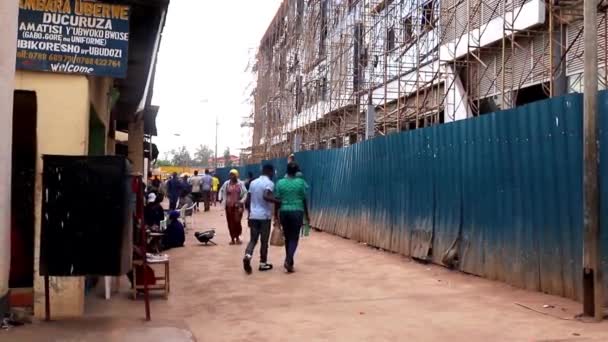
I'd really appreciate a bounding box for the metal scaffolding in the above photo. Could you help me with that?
[250,0,607,161]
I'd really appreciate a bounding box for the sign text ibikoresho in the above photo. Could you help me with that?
[16,0,130,78]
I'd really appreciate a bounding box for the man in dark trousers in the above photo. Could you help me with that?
[201,169,213,211]
[167,172,183,210]
[243,164,280,274]
[189,170,203,211]
[275,162,310,273]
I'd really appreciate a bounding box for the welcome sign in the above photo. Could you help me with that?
[16,0,130,78]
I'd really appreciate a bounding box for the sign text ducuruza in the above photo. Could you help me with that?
[16,0,130,78]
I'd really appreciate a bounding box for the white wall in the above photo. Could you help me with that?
[439,0,546,61]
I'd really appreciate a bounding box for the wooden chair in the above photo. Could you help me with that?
[179,203,197,229]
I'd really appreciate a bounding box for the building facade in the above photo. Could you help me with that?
[209,156,241,168]
[239,114,254,163]
[4,0,169,318]
[251,0,603,161]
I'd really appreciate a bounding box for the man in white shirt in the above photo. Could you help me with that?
[201,169,213,212]
[243,164,280,274]
[188,170,203,211]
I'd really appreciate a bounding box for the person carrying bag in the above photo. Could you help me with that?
[270,219,284,246]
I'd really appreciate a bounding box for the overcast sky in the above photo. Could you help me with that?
[152,0,282,159]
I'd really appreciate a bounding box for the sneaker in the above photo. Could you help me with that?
[259,262,273,271]
[243,255,252,274]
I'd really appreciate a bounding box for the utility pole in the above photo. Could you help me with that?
[582,0,603,321]
[0,0,18,315]
[214,115,218,170]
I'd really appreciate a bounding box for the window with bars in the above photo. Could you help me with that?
[320,77,328,101]
[403,16,413,42]
[421,0,436,30]
[386,26,396,51]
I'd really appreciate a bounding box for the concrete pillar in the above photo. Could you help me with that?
[553,25,568,97]
[445,64,472,121]
[365,104,375,140]
[128,115,144,174]
[293,133,302,153]
[0,0,19,314]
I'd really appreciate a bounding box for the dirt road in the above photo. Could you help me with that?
[4,206,608,341]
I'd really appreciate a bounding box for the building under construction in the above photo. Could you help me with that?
[250,0,607,161]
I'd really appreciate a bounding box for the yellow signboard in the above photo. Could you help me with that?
[157,166,213,178]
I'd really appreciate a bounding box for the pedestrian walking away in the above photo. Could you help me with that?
[160,176,168,196]
[212,174,220,206]
[182,174,191,192]
[219,169,248,244]
[167,172,183,210]
[244,172,255,191]
[201,169,213,211]
[244,171,256,219]
[275,161,310,273]
[243,164,281,274]
[189,170,203,211]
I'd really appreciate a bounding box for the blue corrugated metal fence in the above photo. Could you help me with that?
[218,91,608,302]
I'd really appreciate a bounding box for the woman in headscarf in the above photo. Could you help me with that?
[162,210,185,250]
[219,169,248,245]
[144,192,165,228]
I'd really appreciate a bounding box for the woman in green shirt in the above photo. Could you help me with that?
[275,162,310,273]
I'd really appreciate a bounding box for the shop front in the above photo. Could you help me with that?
[7,0,168,318]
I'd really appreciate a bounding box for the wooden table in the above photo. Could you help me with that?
[132,258,170,300]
